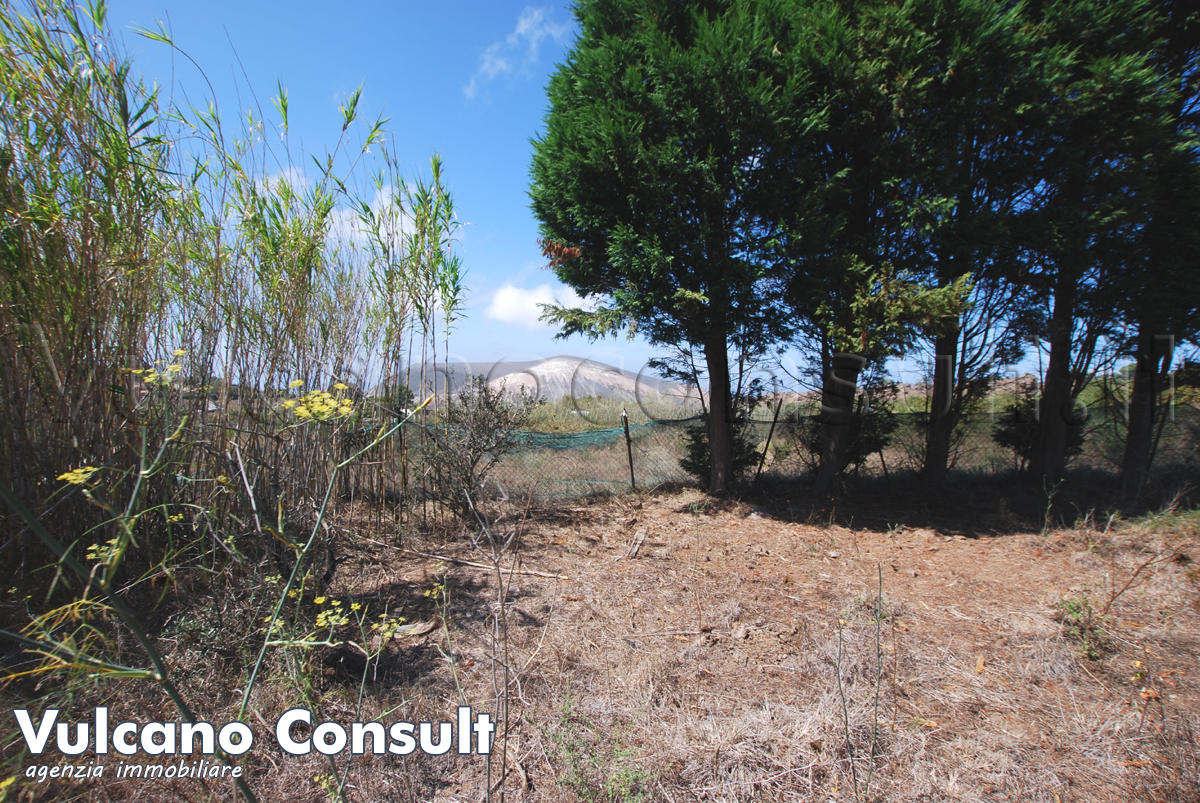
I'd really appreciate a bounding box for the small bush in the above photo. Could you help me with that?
[679,411,762,488]
[422,375,538,522]
[784,380,901,481]
[993,387,1085,473]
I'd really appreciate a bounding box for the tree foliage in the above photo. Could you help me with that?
[530,0,805,492]
[531,0,1200,495]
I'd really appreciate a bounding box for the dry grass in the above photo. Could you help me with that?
[5,487,1197,803]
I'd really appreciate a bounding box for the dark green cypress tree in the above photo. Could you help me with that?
[1117,0,1200,493]
[529,0,809,493]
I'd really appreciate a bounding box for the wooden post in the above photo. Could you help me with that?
[622,408,637,491]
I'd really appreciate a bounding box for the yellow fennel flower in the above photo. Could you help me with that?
[58,466,99,484]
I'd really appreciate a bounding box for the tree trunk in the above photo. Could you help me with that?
[922,328,960,484]
[814,351,865,494]
[1030,276,1077,483]
[703,330,734,495]
[1121,328,1174,495]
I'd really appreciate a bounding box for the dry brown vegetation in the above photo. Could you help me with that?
[7,484,1197,803]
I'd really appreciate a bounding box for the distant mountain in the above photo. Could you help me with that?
[396,355,694,404]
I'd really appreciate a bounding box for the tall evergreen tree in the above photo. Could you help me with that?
[530,0,809,493]
[775,0,969,492]
[1021,0,1176,484]
[1118,0,1200,492]
[882,0,1044,484]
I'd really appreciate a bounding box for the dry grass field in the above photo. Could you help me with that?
[8,484,1197,803]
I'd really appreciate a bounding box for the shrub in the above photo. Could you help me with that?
[784,380,901,482]
[992,386,1085,473]
[679,410,763,488]
[1054,594,1108,660]
[422,375,538,522]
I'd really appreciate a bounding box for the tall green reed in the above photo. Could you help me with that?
[1,0,467,796]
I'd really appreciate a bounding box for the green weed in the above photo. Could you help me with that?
[1055,594,1109,660]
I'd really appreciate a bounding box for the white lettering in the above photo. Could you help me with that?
[457,706,471,754]
[113,722,139,756]
[13,709,58,754]
[351,721,385,755]
[387,722,416,755]
[181,721,216,754]
[312,722,347,756]
[141,721,176,755]
[56,721,89,755]
[275,708,312,756]
[218,722,253,755]
[473,712,495,755]
[418,721,452,755]
[96,706,108,754]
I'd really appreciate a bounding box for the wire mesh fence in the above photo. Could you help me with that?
[489,419,698,499]
[478,403,1200,500]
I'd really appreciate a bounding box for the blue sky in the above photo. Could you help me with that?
[103,0,957,389]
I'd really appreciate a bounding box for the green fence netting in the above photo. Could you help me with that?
[481,404,1200,499]
[339,404,1198,503]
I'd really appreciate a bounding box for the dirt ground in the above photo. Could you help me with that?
[7,486,1200,803]
[287,487,1198,803]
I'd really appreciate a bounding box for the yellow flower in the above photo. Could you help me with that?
[294,406,312,419]
[289,379,304,388]
[333,382,349,391]
[58,466,99,485]
[330,600,343,607]
[314,596,326,605]
[167,364,181,372]
[350,602,361,611]
[173,349,187,356]
[282,400,297,409]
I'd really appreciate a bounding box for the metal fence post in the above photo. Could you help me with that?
[622,408,636,491]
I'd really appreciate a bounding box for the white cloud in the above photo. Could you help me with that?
[464,7,570,101]
[486,282,586,330]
